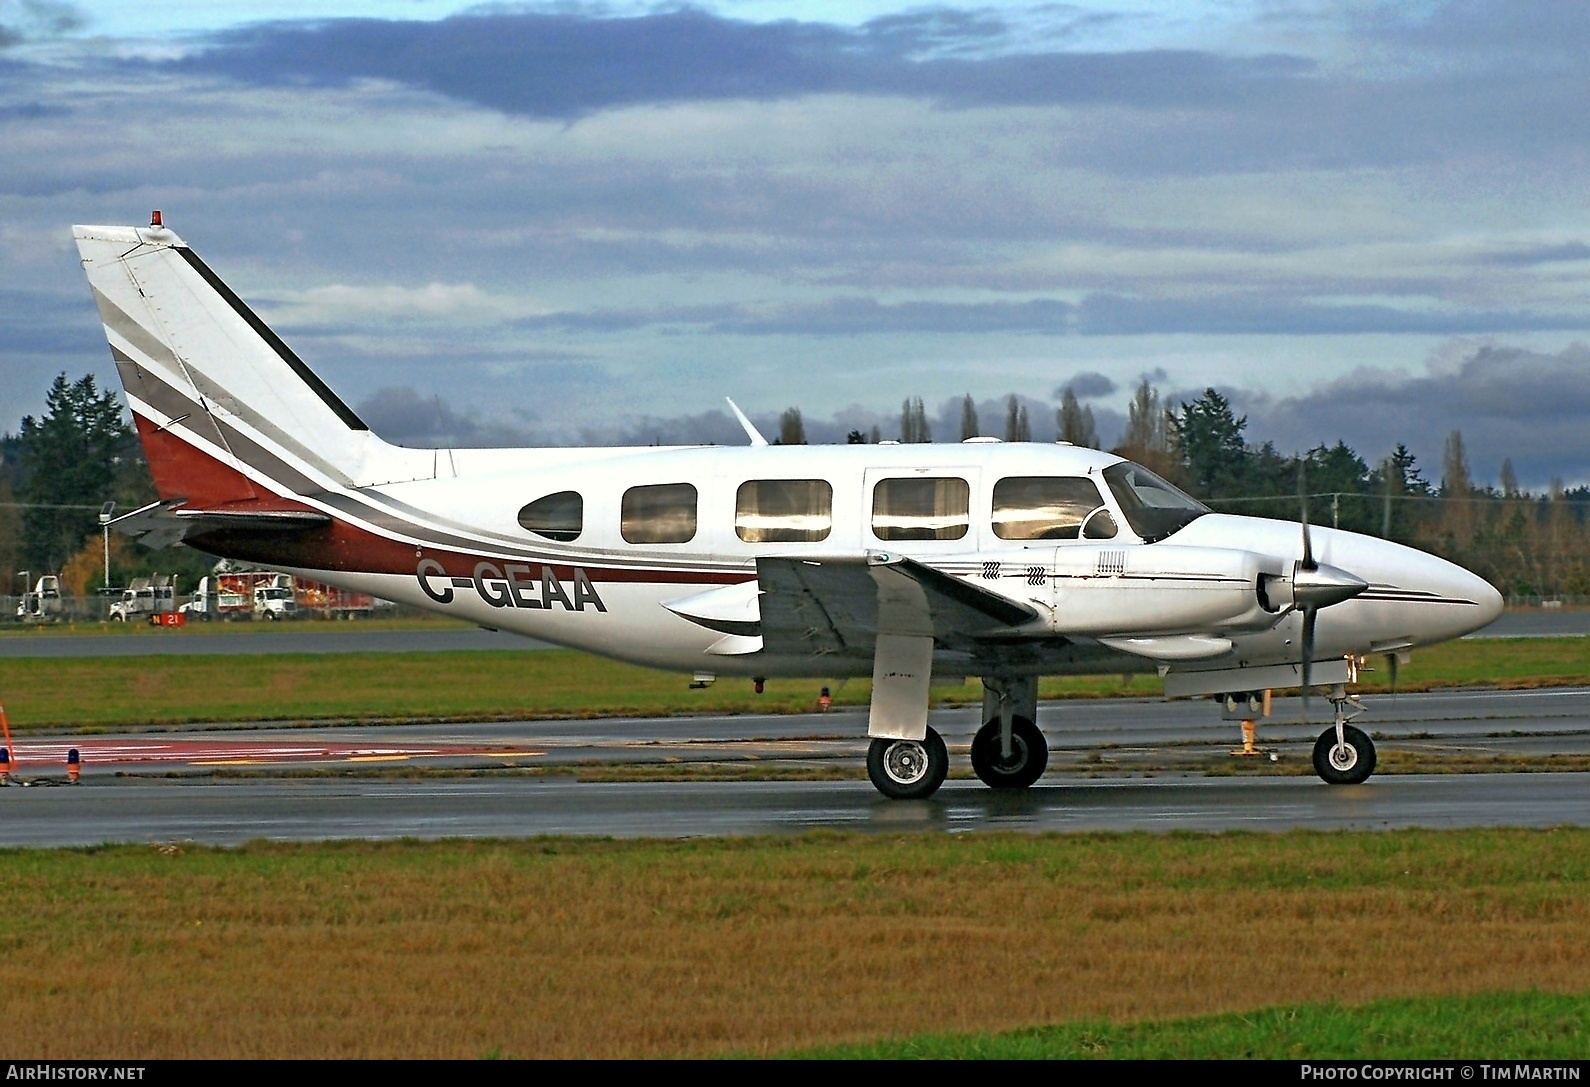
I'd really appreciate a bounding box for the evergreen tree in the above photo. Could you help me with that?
[18,373,134,571]
[1168,388,1248,498]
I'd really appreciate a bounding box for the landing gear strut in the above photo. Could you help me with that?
[1312,685,1376,785]
[867,728,948,800]
[969,675,1047,790]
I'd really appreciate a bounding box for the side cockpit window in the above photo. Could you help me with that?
[872,477,970,541]
[736,480,833,543]
[518,491,583,542]
[621,483,698,544]
[993,476,1116,540]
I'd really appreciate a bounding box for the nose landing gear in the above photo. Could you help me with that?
[1312,686,1376,785]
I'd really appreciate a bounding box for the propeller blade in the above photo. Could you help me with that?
[1299,606,1316,721]
[1387,651,1400,704]
[1297,464,1316,572]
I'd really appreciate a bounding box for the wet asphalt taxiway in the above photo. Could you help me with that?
[0,686,1586,846]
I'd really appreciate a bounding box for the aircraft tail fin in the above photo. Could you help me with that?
[73,220,424,508]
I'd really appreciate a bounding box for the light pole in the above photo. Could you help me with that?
[98,502,115,592]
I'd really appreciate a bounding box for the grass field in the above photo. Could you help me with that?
[1,829,1586,1058]
[792,991,1590,1058]
[1,635,1587,730]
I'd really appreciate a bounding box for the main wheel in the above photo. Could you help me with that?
[867,727,948,800]
[970,715,1048,789]
[1312,724,1376,785]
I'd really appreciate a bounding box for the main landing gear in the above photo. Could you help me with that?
[969,715,1048,789]
[867,730,948,800]
[862,675,1050,800]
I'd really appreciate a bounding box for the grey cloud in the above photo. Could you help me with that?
[1379,0,1590,58]
[715,296,1077,335]
[1076,294,1590,336]
[1480,242,1590,267]
[162,9,1311,121]
[1238,342,1590,487]
[0,1,85,47]
[1056,371,1116,399]
[514,293,1590,339]
[356,385,542,447]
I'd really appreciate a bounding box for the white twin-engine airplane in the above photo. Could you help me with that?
[74,217,1503,799]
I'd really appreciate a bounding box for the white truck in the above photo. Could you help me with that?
[252,574,299,621]
[179,575,253,621]
[108,575,176,621]
[15,575,63,622]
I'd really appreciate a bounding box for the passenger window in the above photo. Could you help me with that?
[993,476,1116,540]
[621,483,697,544]
[736,480,833,543]
[872,477,970,541]
[518,491,584,542]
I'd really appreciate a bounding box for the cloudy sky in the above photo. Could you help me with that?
[3,1,1590,487]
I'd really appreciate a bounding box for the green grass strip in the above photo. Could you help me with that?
[793,990,1590,1059]
[0,635,1584,729]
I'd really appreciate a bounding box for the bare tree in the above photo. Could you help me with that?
[900,397,931,443]
[777,407,807,445]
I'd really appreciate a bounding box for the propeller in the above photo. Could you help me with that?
[1292,465,1370,720]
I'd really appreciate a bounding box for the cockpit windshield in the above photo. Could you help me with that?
[1102,461,1209,542]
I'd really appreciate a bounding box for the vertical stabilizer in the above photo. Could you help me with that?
[73,221,427,508]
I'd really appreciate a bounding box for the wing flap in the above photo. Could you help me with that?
[754,553,1040,660]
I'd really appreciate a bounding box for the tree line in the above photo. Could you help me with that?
[5,371,1588,600]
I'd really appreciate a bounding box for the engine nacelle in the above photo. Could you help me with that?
[1048,544,1277,636]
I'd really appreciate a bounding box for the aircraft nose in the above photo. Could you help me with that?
[1467,570,1504,633]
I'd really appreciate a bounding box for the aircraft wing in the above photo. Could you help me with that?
[754,553,1038,660]
[111,498,331,549]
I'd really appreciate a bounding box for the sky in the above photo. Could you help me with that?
[3,1,1590,488]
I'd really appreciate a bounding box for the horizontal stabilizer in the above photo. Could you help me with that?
[111,499,330,549]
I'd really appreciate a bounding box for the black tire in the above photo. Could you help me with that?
[1312,724,1376,785]
[970,715,1049,789]
[867,727,949,800]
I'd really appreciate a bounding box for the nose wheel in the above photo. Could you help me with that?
[969,715,1048,789]
[867,727,948,800]
[1311,691,1376,784]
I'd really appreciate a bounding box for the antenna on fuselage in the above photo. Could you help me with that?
[725,398,768,447]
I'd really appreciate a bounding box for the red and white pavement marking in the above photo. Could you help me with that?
[4,738,543,769]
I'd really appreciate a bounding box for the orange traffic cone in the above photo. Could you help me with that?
[66,748,80,784]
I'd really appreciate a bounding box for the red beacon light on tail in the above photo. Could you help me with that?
[150,210,163,228]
